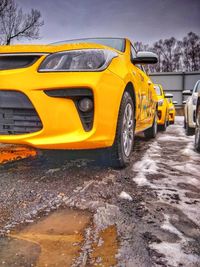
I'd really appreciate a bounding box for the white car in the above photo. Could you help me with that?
[183,80,200,136]
[195,93,200,152]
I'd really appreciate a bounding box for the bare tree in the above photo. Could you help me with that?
[134,41,149,52]
[0,0,44,45]
[151,37,181,72]
[181,32,200,71]
[0,0,8,15]
[151,39,164,72]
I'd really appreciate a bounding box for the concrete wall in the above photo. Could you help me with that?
[150,71,200,106]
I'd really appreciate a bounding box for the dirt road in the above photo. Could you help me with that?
[0,117,199,267]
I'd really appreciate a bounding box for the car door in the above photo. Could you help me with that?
[140,66,156,124]
[193,81,200,106]
[129,44,148,124]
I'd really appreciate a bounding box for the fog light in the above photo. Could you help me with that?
[78,98,93,112]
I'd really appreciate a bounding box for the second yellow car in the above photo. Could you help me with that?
[165,94,176,124]
[154,84,169,131]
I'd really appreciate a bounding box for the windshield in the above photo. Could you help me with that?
[51,38,125,52]
[154,85,162,96]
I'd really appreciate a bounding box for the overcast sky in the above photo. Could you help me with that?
[16,0,200,45]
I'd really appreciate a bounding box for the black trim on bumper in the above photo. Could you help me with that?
[44,88,92,98]
[44,88,94,132]
[0,91,42,135]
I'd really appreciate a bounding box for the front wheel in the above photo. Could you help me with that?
[108,91,135,168]
[195,106,200,152]
[186,122,195,136]
[144,114,157,139]
[159,118,167,131]
[184,117,186,129]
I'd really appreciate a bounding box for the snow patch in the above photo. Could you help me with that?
[150,242,200,267]
[158,135,189,142]
[150,213,200,267]
[132,141,160,187]
[161,214,185,239]
[181,140,199,159]
[175,116,184,122]
[119,191,133,201]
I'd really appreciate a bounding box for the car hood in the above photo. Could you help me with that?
[156,95,164,101]
[0,43,116,54]
[168,103,174,108]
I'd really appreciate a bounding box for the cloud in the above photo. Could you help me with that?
[16,0,200,44]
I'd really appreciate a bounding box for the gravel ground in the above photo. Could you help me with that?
[0,117,200,267]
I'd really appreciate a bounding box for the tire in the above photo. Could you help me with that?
[108,91,135,168]
[159,118,167,131]
[184,117,186,129]
[195,105,200,152]
[185,122,195,136]
[144,114,157,139]
[185,109,195,136]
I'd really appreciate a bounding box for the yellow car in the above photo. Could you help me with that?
[154,84,169,131]
[0,38,158,167]
[165,94,177,124]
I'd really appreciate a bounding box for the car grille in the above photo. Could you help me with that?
[0,55,41,70]
[0,91,42,135]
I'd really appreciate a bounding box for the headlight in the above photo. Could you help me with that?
[169,107,174,111]
[158,99,164,106]
[38,49,118,72]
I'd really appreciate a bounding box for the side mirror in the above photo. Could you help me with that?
[182,90,192,96]
[132,51,158,65]
[173,101,178,105]
[165,93,173,98]
[182,100,186,104]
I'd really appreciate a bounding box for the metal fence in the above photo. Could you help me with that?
[150,71,200,107]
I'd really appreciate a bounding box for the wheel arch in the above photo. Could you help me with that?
[197,96,200,108]
[196,96,200,117]
[123,82,137,119]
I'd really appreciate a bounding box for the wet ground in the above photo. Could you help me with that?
[0,117,199,267]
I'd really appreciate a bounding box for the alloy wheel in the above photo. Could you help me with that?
[122,103,134,157]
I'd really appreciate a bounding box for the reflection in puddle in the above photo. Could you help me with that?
[0,209,91,267]
[0,145,36,164]
[0,209,119,267]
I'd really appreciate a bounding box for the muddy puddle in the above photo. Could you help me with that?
[0,209,119,267]
[0,145,36,164]
[90,226,118,267]
[0,209,91,267]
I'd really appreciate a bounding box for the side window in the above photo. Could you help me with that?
[130,44,137,61]
[196,81,200,93]
[193,81,200,93]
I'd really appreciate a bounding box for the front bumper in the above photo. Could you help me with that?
[168,110,175,122]
[157,106,166,125]
[0,67,125,149]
